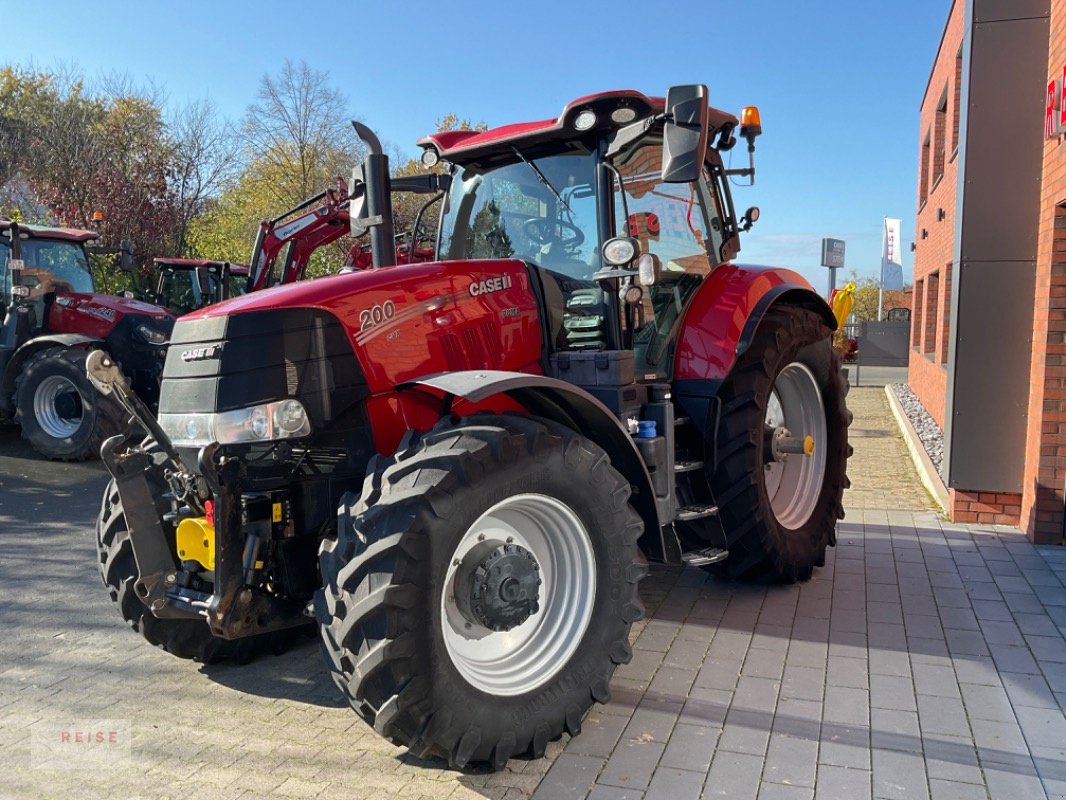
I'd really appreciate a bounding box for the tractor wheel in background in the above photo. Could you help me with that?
[708,306,851,583]
[14,347,124,461]
[317,414,646,769]
[96,476,312,664]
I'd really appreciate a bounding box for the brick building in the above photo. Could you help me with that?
[911,0,1066,544]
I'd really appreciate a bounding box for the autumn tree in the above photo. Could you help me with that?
[241,60,363,207]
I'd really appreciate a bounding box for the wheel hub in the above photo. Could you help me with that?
[455,540,541,632]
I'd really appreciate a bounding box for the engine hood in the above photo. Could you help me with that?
[56,292,174,321]
[180,260,528,320]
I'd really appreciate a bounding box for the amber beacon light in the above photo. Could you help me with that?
[740,106,762,141]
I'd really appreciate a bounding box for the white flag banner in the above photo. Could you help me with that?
[881,218,904,291]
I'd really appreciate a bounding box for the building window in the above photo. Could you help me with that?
[913,277,925,349]
[952,46,962,156]
[933,89,947,187]
[925,271,940,360]
[920,131,931,208]
[940,262,952,364]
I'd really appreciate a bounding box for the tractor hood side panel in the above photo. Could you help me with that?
[160,259,544,438]
[47,292,173,339]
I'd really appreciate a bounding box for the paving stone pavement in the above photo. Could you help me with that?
[2,385,1065,799]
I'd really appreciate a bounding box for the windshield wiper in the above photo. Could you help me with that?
[511,147,571,215]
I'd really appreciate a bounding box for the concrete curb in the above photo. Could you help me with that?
[883,385,949,514]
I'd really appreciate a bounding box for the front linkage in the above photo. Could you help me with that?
[86,350,308,640]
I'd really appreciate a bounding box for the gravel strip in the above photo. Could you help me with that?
[889,383,944,478]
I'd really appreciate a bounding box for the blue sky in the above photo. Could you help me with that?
[2,0,950,290]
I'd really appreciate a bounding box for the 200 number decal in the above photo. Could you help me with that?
[359,300,396,331]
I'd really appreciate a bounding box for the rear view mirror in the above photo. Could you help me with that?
[119,240,134,272]
[662,84,709,184]
[349,169,369,237]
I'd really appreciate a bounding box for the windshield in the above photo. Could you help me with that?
[157,269,205,314]
[0,238,94,295]
[438,151,600,281]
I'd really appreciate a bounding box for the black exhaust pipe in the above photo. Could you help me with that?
[352,122,396,268]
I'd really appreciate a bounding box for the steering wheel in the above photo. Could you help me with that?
[522,218,585,249]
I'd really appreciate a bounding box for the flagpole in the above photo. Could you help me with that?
[878,217,885,321]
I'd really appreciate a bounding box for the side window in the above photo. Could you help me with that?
[615,144,714,277]
[613,143,722,378]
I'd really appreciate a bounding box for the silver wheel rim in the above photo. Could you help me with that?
[33,375,83,439]
[440,493,596,696]
[764,362,827,529]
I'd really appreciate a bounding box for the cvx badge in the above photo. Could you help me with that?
[181,344,223,363]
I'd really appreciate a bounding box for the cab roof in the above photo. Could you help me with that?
[0,219,99,243]
[417,88,739,161]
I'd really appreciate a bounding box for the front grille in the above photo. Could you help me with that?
[159,308,368,427]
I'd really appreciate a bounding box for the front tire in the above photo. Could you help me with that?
[709,306,850,583]
[14,347,124,461]
[317,414,646,769]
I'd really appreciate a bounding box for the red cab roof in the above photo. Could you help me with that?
[0,219,99,243]
[417,88,738,161]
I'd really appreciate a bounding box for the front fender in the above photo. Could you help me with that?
[397,369,664,556]
[672,264,834,430]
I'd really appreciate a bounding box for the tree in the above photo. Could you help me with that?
[168,98,240,256]
[241,60,363,208]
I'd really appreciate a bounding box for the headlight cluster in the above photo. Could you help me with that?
[136,324,168,345]
[159,399,311,447]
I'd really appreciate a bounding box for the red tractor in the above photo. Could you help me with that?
[0,221,174,459]
[88,86,850,768]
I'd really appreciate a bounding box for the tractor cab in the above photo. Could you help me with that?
[0,222,97,335]
[151,258,248,316]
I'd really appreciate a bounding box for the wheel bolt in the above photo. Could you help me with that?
[477,534,485,542]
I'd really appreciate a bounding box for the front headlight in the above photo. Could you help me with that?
[136,324,168,345]
[159,399,312,447]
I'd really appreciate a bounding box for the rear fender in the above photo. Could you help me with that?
[1,334,102,413]
[396,370,667,558]
[673,264,835,433]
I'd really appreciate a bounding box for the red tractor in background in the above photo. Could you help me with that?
[0,221,174,459]
[89,85,851,769]
[148,258,249,316]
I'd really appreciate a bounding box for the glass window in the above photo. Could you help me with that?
[18,239,94,294]
[439,151,600,281]
[612,143,721,377]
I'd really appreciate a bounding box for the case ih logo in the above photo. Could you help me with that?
[469,274,513,296]
[181,344,223,362]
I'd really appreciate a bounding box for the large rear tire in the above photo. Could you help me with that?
[708,306,850,583]
[14,347,124,461]
[96,476,311,663]
[316,414,646,769]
